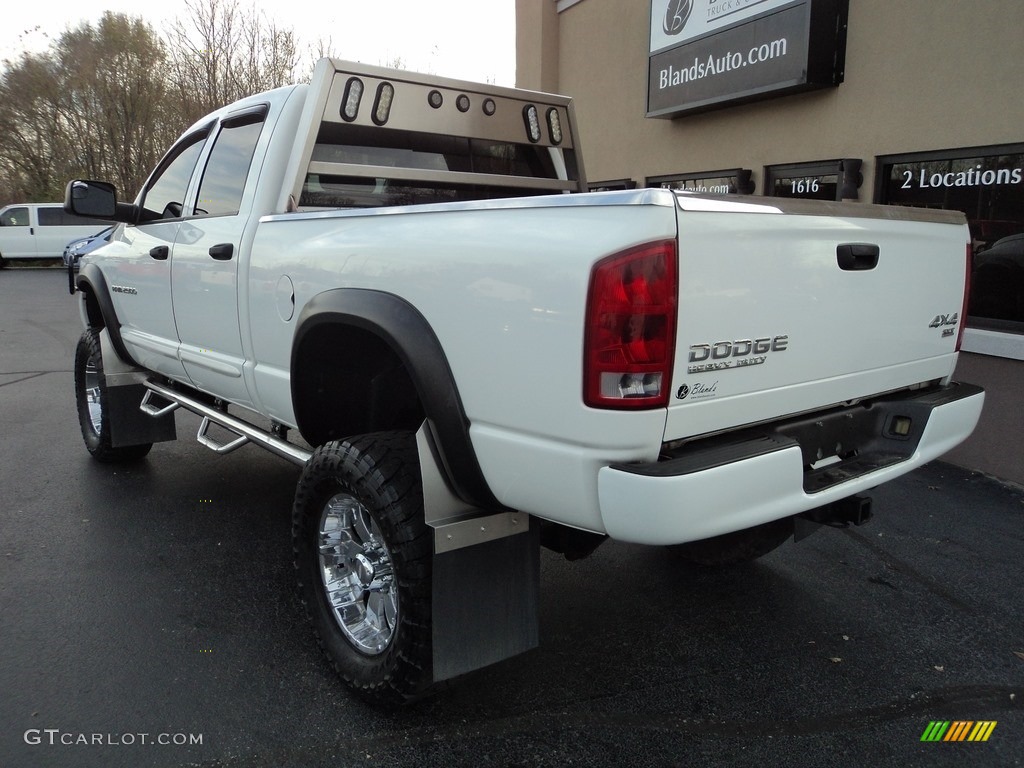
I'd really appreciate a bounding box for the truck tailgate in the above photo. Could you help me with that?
[666,195,970,442]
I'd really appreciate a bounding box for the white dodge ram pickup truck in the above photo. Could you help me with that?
[66,59,984,703]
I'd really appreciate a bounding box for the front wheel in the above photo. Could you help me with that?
[74,328,152,463]
[292,432,433,704]
[666,517,794,567]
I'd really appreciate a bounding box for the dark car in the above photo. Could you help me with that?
[62,226,114,269]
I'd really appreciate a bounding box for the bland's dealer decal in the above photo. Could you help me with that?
[676,381,719,401]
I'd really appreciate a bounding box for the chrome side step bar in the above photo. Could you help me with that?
[140,379,312,467]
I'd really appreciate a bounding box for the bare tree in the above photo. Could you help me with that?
[0,52,63,200]
[55,13,178,197]
[165,0,301,123]
[0,4,307,204]
[0,13,174,202]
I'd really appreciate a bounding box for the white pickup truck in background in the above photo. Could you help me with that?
[0,202,108,266]
[65,58,984,704]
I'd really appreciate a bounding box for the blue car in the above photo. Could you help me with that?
[62,225,114,269]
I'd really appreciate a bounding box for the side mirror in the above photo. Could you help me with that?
[65,180,117,218]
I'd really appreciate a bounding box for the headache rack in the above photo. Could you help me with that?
[285,58,587,210]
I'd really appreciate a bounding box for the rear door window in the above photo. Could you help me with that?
[193,109,267,217]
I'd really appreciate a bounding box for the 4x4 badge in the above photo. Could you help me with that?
[929,312,959,328]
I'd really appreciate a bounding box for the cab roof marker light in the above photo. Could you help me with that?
[340,77,363,122]
[523,105,542,143]
[372,82,395,126]
[546,108,563,145]
[456,94,471,113]
[482,98,496,116]
[427,89,443,109]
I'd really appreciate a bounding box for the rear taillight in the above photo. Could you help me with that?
[956,241,971,352]
[584,240,677,409]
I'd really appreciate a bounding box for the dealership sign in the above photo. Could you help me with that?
[648,0,849,117]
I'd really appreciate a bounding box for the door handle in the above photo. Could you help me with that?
[209,243,234,261]
[149,245,169,260]
[836,243,879,271]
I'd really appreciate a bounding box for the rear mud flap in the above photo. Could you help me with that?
[98,330,176,448]
[108,384,177,447]
[432,520,539,682]
[416,425,540,681]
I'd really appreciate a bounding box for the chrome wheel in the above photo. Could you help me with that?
[294,433,433,702]
[84,357,103,435]
[318,492,398,655]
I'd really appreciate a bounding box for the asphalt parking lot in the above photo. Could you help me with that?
[1,267,1022,768]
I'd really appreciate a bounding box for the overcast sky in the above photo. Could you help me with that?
[0,0,516,85]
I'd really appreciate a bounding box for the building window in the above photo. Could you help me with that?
[646,168,754,195]
[876,145,1024,343]
[764,159,863,201]
[588,179,636,192]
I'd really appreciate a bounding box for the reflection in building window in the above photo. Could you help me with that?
[646,169,754,195]
[878,146,1024,332]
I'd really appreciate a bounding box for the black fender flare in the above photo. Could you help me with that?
[75,263,140,369]
[291,288,503,511]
